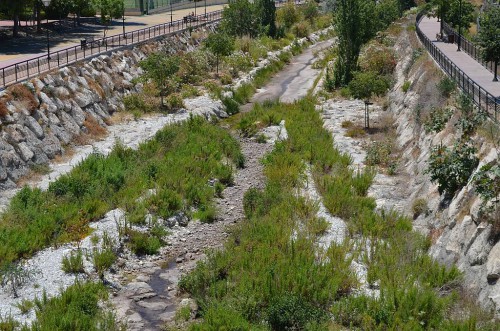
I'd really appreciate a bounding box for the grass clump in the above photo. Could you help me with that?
[61,250,85,274]
[15,299,34,314]
[412,198,429,219]
[29,282,119,331]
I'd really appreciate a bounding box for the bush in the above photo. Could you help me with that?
[127,230,162,256]
[62,250,85,274]
[267,293,326,330]
[359,43,397,75]
[455,94,485,137]
[348,71,391,99]
[423,107,453,133]
[412,198,429,219]
[427,142,479,196]
[437,76,455,98]
[222,97,240,115]
[402,80,411,93]
[291,21,311,38]
[165,93,184,111]
[30,282,117,331]
[365,140,393,166]
[15,299,34,314]
[277,3,300,30]
[92,249,116,276]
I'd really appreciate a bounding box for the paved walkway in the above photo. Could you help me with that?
[419,16,500,98]
[0,5,225,69]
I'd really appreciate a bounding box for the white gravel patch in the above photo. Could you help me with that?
[0,209,124,324]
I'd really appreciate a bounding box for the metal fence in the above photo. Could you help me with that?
[0,10,223,89]
[442,21,499,77]
[416,12,499,122]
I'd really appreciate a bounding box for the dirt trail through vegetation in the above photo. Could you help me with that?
[113,39,330,330]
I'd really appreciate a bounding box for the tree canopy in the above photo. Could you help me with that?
[476,5,500,81]
[205,32,235,74]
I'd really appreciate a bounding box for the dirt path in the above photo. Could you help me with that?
[111,38,331,331]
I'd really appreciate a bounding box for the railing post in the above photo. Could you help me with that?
[2,68,5,87]
[15,64,18,82]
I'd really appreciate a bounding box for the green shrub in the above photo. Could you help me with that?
[127,230,162,256]
[402,80,411,93]
[359,43,397,75]
[423,107,453,133]
[0,314,18,330]
[194,205,217,223]
[92,249,116,276]
[455,94,485,137]
[233,83,255,104]
[165,93,184,111]
[190,303,253,331]
[30,282,117,331]
[348,71,391,99]
[291,21,311,38]
[365,140,394,166]
[437,76,455,98]
[62,250,85,274]
[277,3,300,30]
[222,97,240,115]
[180,84,200,99]
[427,142,479,196]
[267,293,326,330]
[123,94,152,113]
[412,198,429,219]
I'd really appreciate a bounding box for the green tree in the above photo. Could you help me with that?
[92,0,124,38]
[477,5,500,81]
[428,0,451,35]
[205,32,235,74]
[257,0,277,37]
[445,0,475,31]
[332,0,367,86]
[347,71,391,99]
[221,0,260,37]
[376,0,401,31]
[277,2,300,30]
[139,53,180,107]
[0,0,32,37]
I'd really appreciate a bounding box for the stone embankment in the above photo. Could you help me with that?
[0,24,216,190]
[372,20,500,313]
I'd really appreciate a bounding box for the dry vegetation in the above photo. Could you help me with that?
[7,84,38,114]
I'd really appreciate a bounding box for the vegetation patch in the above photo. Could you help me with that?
[180,98,493,329]
[0,117,243,265]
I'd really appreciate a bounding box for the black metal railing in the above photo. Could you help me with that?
[416,12,499,122]
[442,21,500,77]
[0,10,223,89]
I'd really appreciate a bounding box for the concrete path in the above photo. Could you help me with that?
[249,40,333,104]
[0,5,225,68]
[419,16,500,98]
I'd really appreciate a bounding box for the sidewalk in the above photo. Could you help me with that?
[419,16,500,98]
[0,4,225,69]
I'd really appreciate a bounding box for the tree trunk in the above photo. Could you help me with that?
[13,14,19,38]
[36,2,42,33]
[494,61,498,82]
